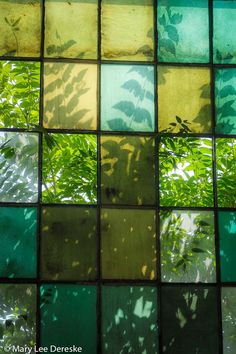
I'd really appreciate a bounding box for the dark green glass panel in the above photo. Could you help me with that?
[41,206,97,280]
[41,284,97,353]
[219,211,236,282]
[160,210,216,283]
[162,286,219,354]
[216,138,236,207]
[101,209,156,279]
[222,287,236,354]
[159,137,213,207]
[101,135,155,205]
[158,0,209,63]
[102,286,158,354]
[0,207,37,278]
[42,134,97,204]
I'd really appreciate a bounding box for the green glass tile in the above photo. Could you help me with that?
[41,284,97,353]
[101,64,155,132]
[102,286,158,353]
[41,206,97,280]
[222,287,236,354]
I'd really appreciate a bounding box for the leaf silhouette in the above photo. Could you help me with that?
[170,13,183,25]
[219,100,236,118]
[165,25,179,43]
[159,14,166,26]
[220,85,236,98]
[133,108,152,129]
[107,118,133,131]
[113,101,135,117]
[121,79,144,99]
[159,38,176,55]
[128,67,153,84]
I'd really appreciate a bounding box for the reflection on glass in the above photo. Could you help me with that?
[222,287,236,354]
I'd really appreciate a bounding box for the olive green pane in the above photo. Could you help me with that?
[158,66,211,133]
[160,210,216,283]
[40,284,97,353]
[0,0,41,57]
[101,136,155,205]
[101,209,156,279]
[222,287,236,354]
[45,0,97,59]
[216,139,236,208]
[41,206,97,280]
[43,63,97,130]
[102,0,154,61]
[102,286,158,353]
[159,137,213,207]
[42,134,97,204]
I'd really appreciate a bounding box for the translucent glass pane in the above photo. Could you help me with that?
[101,209,156,279]
[0,0,41,57]
[158,0,209,63]
[101,0,154,61]
[159,137,213,207]
[45,0,97,59]
[101,64,155,132]
[43,63,97,130]
[160,210,216,283]
[158,66,211,133]
[41,206,97,280]
[42,134,97,204]
[102,286,158,353]
[161,286,219,354]
[0,132,38,203]
[41,284,97,352]
[101,135,156,205]
[222,287,236,354]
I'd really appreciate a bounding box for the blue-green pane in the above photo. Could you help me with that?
[158,0,209,63]
[101,65,155,132]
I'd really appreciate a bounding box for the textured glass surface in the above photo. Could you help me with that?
[101,0,154,61]
[101,136,155,205]
[43,63,97,130]
[160,210,216,283]
[158,66,211,133]
[101,64,154,132]
[0,132,38,203]
[158,0,209,63]
[102,286,158,353]
[222,287,236,354]
[41,206,97,280]
[0,0,41,57]
[45,0,97,59]
[41,285,97,352]
[159,137,213,207]
[101,209,156,279]
[219,211,236,282]
[161,286,219,354]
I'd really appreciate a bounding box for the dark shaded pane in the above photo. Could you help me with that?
[158,0,209,63]
[102,286,158,353]
[101,209,156,279]
[42,134,97,204]
[0,132,38,203]
[101,136,155,205]
[41,284,97,353]
[41,206,97,280]
[222,287,236,354]
[160,210,216,283]
[216,138,236,208]
[162,286,219,354]
[159,137,213,207]
[219,211,236,282]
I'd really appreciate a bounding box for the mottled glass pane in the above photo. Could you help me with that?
[41,206,97,280]
[102,286,158,353]
[219,211,236,282]
[101,209,156,279]
[45,0,97,59]
[43,63,97,130]
[101,65,155,132]
[101,136,155,205]
[159,137,213,207]
[160,210,216,283]
[222,287,236,354]
[41,284,97,353]
[162,286,219,354]
[215,69,236,134]
[42,134,97,204]
[102,0,154,61]
[158,0,209,63]
[0,0,41,57]
[158,66,211,133]
[0,132,38,203]
[216,138,236,208]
